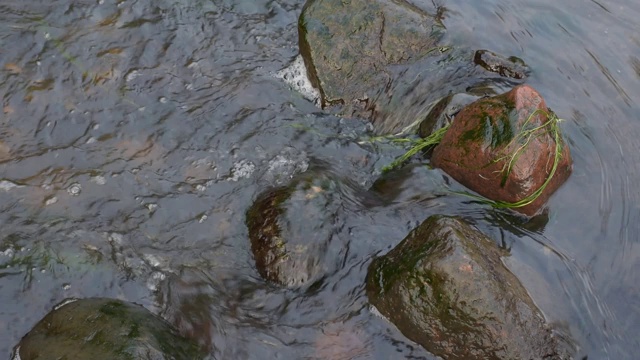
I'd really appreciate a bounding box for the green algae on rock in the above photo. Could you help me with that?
[15,298,203,360]
[366,215,572,359]
[431,84,572,215]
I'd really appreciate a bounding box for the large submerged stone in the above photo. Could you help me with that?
[431,84,572,215]
[15,298,203,360]
[366,216,571,359]
[246,171,348,288]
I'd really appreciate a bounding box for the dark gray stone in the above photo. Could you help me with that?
[366,215,572,359]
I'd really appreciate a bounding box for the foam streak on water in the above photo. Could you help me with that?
[275,55,321,105]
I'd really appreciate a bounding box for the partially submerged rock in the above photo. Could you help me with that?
[298,0,530,134]
[299,0,444,109]
[366,215,571,359]
[474,50,530,80]
[418,92,481,138]
[15,298,202,360]
[246,171,347,288]
[299,0,448,134]
[431,84,572,215]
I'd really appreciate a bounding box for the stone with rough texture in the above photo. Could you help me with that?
[366,215,572,359]
[431,84,572,215]
[298,0,446,133]
[298,0,531,135]
[16,298,203,360]
[246,171,348,288]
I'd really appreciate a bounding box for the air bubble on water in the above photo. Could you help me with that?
[274,55,320,105]
[45,196,58,206]
[67,183,82,196]
[228,160,256,181]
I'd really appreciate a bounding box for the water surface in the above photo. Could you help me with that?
[1,0,639,358]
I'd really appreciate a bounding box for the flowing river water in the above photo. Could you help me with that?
[1,0,639,358]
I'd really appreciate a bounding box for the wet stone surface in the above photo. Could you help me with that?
[246,170,353,288]
[431,84,573,215]
[298,0,530,134]
[0,0,639,358]
[15,298,202,360]
[366,215,572,359]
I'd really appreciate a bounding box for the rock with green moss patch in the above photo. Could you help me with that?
[15,298,203,360]
[431,84,572,215]
[366,215,572,359]
[246,171,348,288]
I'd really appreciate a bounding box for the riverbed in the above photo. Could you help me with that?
[1,0,639,358]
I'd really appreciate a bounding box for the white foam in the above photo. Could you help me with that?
[108,233,124,245]
[0,180,22,191]
[11,346,21,360]
[54,298,79,310]
[146,271,166,291]
[263,147,309,185]
[228,160,255,181]
[91,175,106,185]
[275,55,321,105]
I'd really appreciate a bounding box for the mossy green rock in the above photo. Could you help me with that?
[16,298,203,360]
[366,216,570,359]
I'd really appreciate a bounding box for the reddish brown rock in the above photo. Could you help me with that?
[431,85,572,215]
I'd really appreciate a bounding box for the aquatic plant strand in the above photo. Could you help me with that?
[381,125,450,173]
[383,109,565,210]
[457,109,564,209]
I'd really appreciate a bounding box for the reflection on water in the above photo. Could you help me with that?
[0,0,639,358]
